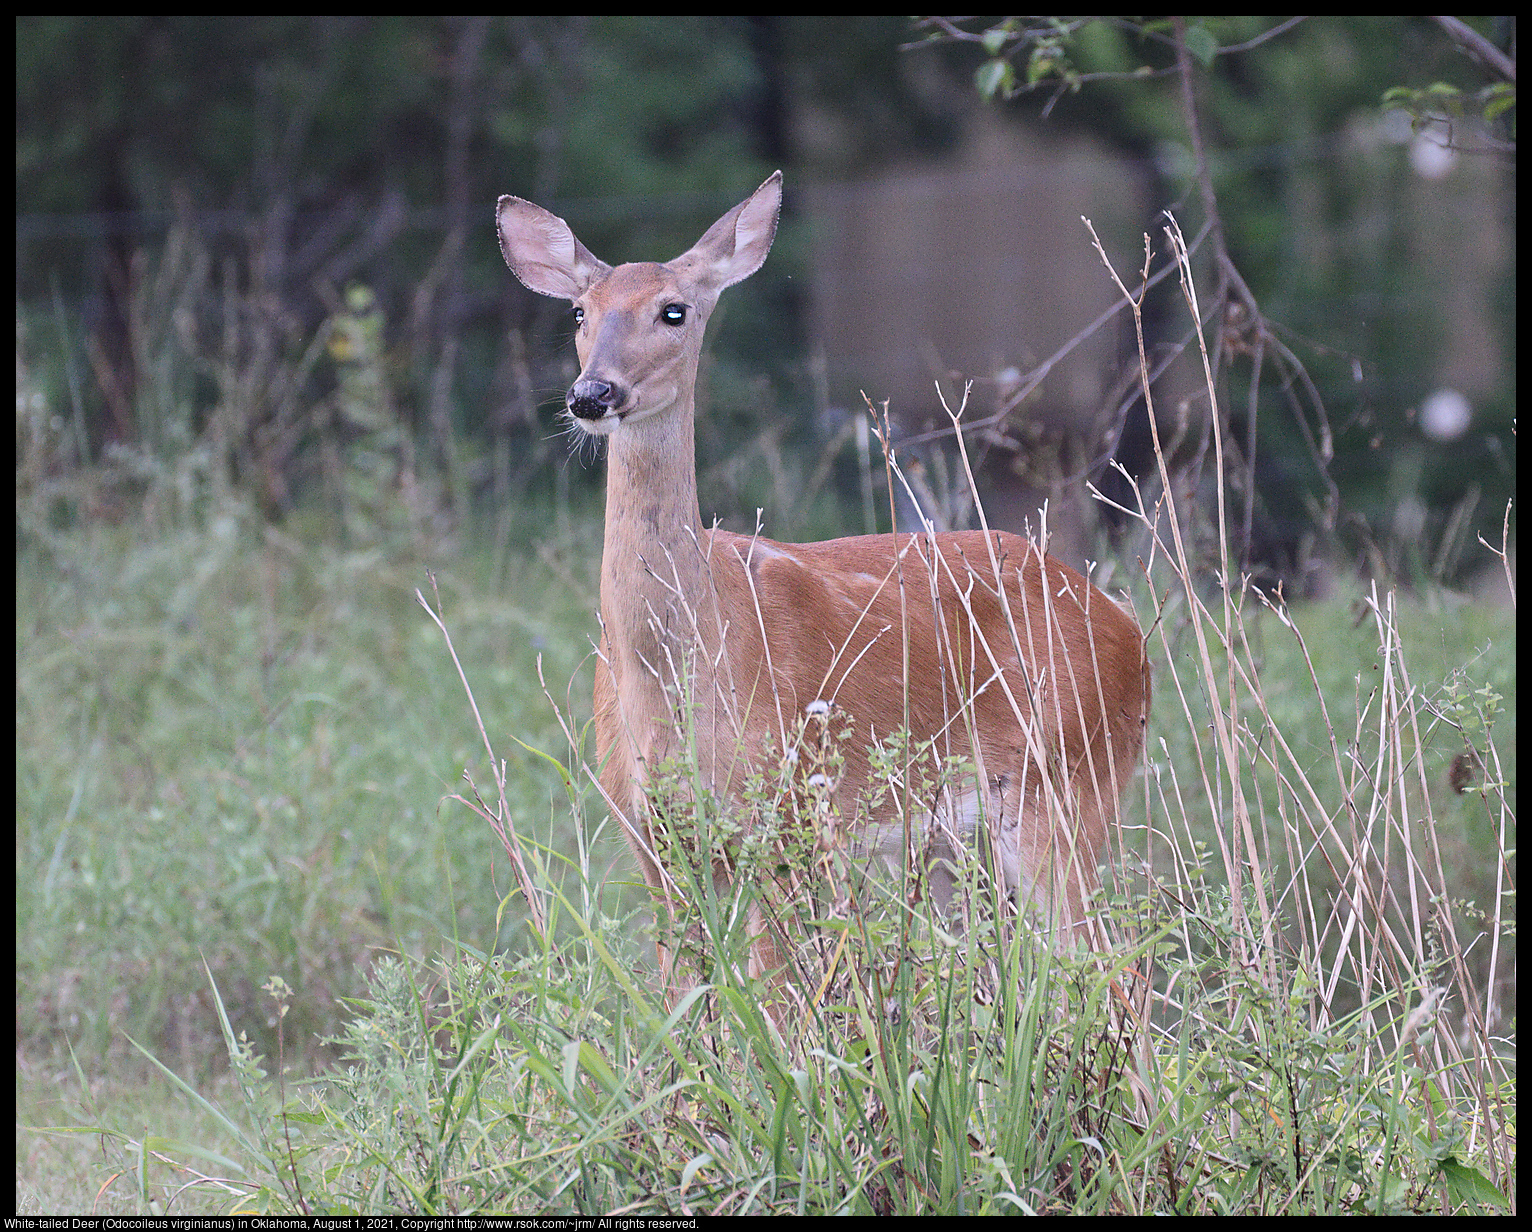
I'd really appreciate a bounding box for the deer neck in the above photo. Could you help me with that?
[598,400,719,696]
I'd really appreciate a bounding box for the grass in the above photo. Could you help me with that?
[16,484,1515,1213]
[16,221,1515,1215]
[14,502,620,1211]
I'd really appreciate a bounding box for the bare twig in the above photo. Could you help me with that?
[1431,15,1516,84]
[417,573,547,936]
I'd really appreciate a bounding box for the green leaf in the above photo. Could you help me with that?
[1027,45,1062,86]
[1186,23,1218,67]
[975,59,1013,101]
[1483,88,1516,123]
[1439,1157,1510,1210]
[981,26,1010,57]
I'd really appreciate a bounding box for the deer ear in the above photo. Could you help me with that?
[497,195,610,300]
[680,171,782,293]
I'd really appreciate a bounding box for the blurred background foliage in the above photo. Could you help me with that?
[16,15,1516,587]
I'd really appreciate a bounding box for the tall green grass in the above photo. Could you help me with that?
[18,494,1514,1215]
[16,508,605,1074]
[23,527,1511,1213]
[17,220,1514,1214]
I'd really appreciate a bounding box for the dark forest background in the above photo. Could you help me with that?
[17,16,1516,586]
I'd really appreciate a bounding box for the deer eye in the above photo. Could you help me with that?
[572,306,585,327]
[661,303,687,326]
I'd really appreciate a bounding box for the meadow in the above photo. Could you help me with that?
[16,481,1515,1214]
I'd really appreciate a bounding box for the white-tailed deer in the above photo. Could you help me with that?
[497,172,1150,1015]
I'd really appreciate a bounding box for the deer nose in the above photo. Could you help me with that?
[568,378,626,421]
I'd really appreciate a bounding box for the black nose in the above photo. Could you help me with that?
[568,378,625,421]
